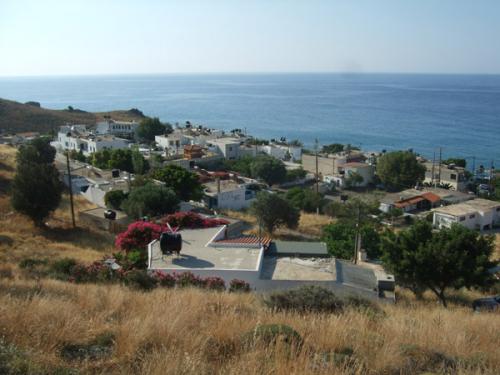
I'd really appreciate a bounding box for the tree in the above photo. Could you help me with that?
[250,156,287,185]
[131,147,146,175]
[136,117,172,142]
[91,149,112,169]
[344,171,364,189]
[381,221,496,307]
[108,149,133,172]
[322,221,382,260]
[11,140,62,226]
[121,184,179,219]
[376,151,426,191]
[17,137,56,165]
[443,158,466,168]
[285,187,323,213]
[285,168,307,182]
[322,143,344,154]
[150,165,203,201]
[250,192,300,235]
[104,190,128,209]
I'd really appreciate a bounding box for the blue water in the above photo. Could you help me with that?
[1,73,499,166]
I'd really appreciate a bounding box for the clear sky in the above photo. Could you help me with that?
[1,0,499,76]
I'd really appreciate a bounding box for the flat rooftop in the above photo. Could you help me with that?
[204,179,245,194]
[261,257,336,281]
[434,198,500,216]
[149,227,262,270]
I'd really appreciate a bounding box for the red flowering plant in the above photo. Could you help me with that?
[161,211,229,229]
[204,276,226,291]
[229,279,251,293]
[114,221,166,269]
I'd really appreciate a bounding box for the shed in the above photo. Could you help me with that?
[267,241,329,258]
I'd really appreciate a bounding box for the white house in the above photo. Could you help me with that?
[203,178,257,210]
[209,138,241,160]
[433,198,500,230]
[155,133,190,156]
[258,144,302,162]
[95,120,139,138]
[53,125,130,156]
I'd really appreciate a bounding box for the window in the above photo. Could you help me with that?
[450,173,457,180]
[229,146,233,151]
[496,207,500,212]
[469,214,475,219]
[459,216,466,222]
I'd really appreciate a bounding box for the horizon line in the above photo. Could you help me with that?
[2,70,500,79]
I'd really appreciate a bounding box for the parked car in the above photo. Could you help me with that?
[472,295,500,312]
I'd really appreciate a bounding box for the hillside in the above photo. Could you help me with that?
[0,98,146,134]
[0,144,499,374]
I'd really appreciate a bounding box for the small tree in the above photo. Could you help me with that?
[121,184,179,219]
[11,140,62,226]
[322,222,356,259]
[285,187,323,213]
[250,192,299,235]
[104,190,128,209]
[344,171,364,189]
[136,117,172,142]
[131,146,147,175]
[250,156,287,185]
[376,151,426,191]
[381,221,496,306]
[150,165,203,201]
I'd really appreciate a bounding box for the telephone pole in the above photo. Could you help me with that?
[65,152,76,228]
[314,138,320,214]
[353,204,361,264]
[437,147,442,185]
[431,150,436,186]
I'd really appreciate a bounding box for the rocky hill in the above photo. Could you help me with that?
[0,98,146,134]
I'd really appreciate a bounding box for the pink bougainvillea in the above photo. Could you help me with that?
[115,221,165,252]
[161,212,229,229]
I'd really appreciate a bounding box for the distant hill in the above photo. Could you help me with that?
[0,98,146,134]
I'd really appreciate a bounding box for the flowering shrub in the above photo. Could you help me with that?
[204,276,226,291]
[229,279,251,293]
[174,271,206,288]
[161,212,229,229]
[115,221,165,252]
[153,271,176,288]
[67,260,121,283]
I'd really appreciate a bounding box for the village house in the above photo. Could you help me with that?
[379,187,474,214]
[423,162,469,192]
[259,143,302,162]
[147,225,395,300]
[52,125,130,156]
[202,174,259,210]
[433,198,500,230]
[302,150,366,178]
[208,137,242,160]
[95,119,139,139]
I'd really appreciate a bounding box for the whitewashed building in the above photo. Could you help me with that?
[95,120,139,138]
[433,198,500,230]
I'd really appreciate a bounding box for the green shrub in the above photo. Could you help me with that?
[263,285,344,313]
[18,258,48,269]
[122,270,157,291]
[104,190,128,210]
[243,324,303,348]
[229,279,251,293]
[49,258,78,279]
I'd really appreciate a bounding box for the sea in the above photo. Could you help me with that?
[1,73,499,167]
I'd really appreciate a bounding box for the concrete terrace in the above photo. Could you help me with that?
[149,227,262,271]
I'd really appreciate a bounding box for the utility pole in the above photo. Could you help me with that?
[437,147,442,185]
[65,152,76,228]
[472,156,476,180]
[431,150,436,186]
[353,204,361,264]
[314,138,320,214]
[489,160,494,194]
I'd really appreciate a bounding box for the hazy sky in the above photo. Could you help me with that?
[1,0,499,76]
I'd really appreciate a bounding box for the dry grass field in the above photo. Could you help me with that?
[1,144,499,375]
